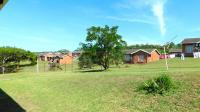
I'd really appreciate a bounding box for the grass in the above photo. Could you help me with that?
[0,58,200,112]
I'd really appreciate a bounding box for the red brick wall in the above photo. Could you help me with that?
[59,53,73,65]
[131,50,160,64]
[132,51,149,64]
[149,51,160,62]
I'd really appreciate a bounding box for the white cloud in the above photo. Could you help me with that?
[134,0,167,36]
[115,0,167,36]
[151,0,167,36]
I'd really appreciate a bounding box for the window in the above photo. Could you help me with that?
[125,55,131,62]
[185,45,193,53]
[139,55,145,62]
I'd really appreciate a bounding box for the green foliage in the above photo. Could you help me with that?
[79,25,127,70]
[139,74,174,95]
[127,42,181,54]
[78,53,93,69]
[0,46,37,73]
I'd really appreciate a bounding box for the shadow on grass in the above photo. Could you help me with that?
[79,69,105,73]
[0,89,26,112]
[19,63,36,67]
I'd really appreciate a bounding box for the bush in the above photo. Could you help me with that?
[0,65,18,74]
[139,74,174,95]
[48,62,62,71]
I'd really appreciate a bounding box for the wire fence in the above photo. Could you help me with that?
[29,61,79,73]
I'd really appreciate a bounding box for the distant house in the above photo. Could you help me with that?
[39,52,73,64]
[182,38,200,57]
[169,49,182,58]
[59,53,73,64]
[160,54,169,59]
[125,49,160,64]
[72,50,82,57]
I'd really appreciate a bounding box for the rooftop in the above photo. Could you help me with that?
[169,49,182,53]
[125,49,160,55]
[182,38,200,44]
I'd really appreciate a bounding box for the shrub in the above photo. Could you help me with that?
[139,74,174,95]
[48,62,62,71]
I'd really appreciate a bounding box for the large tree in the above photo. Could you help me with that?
[0,47,37,73]
[79,25,127,70]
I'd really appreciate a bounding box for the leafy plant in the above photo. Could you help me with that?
[138,74,174,95]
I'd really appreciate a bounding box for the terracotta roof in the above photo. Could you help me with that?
[125,49,160,55]
[182,38,200,44]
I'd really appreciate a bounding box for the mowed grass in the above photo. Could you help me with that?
[0,58,200,112]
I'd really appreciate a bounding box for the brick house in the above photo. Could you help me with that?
[182,38,200,57]
[39,52,73,64]
[125,49,160,64]
[59,53,73,64]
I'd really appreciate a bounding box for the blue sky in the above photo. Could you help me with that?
[1,0,200,52]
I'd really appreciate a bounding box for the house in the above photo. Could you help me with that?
[0,0,8,10]
[59,53,73,64]
[39,52,73,64]
[125,49,160,64]
[182,38,200,57]
[169,49,182,58]
[160,54,169,59]
[72,50,82,57]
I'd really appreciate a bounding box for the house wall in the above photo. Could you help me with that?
[182,44,194,57]
[59,54,73,65]
[124,54,132,63]
[149,50,160,62]
[130,50,159,64]
[40,56,45,61]
[132,51,149,64]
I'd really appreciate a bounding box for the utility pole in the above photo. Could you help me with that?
[71,59,73,72]
[163,35,178,71]
[164,47,168,71]
[65,61,66,73]
[2,59,5,74]
[36,58,39,73]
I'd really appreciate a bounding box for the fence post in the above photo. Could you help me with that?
[65,63,66,73]
[44,62,45,72]
[36,58,39,73]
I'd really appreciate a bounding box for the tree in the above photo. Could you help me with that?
[0,47,37,73]
[79,25,127,70]
[57,49,70,54]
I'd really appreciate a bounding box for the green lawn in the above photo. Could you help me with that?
[0,58,200,112]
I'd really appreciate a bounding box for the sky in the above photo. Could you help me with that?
[1,0,200,52]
